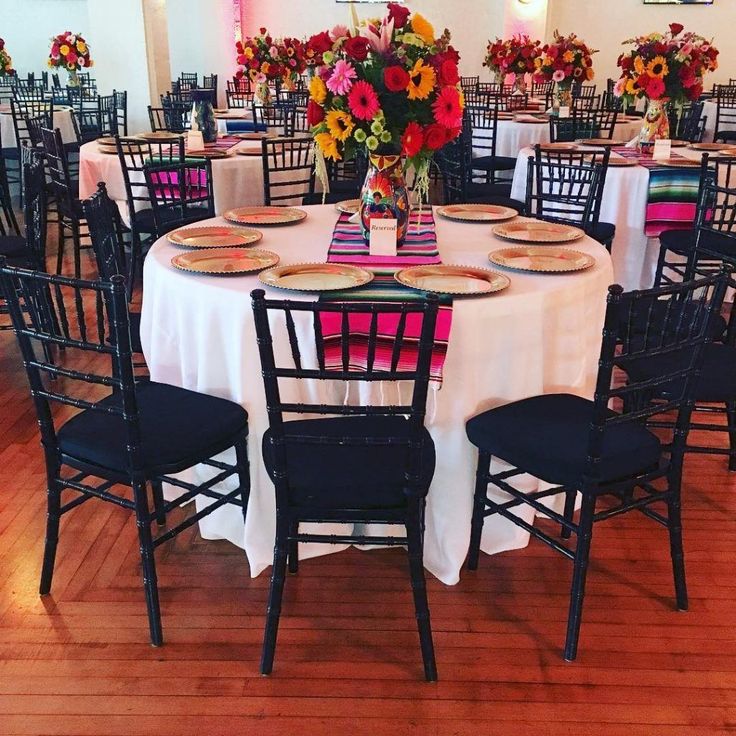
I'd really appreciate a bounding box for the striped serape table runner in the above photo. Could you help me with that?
[613,147,701,237]
[319,208,453,383]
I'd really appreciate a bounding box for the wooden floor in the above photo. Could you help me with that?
[2,248,736,735]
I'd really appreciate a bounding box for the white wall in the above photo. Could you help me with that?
[547,0,734,87]
[0,0,89,76]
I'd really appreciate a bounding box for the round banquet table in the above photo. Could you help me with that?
[482,116,644,159]
[78,139,309,219]
[140,205,614,585]
[510,145,705,291]
[0,105,77,147]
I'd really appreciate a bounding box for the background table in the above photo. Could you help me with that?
[510,146,704,290]
[702,99,734,143]
[140,205,614,585]
[0,105,77,147]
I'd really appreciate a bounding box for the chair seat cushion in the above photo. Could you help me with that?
[659,228,736,258]
[466,393,661,488]
[716,131,736,143]
[262,415,435,509]
[132,204,209,235]
[58,381,248,476]
[465,183,525,212]
[0,235,27,259]
[621,343,736,404]
[587,221,616,244]
[471,155,517,172]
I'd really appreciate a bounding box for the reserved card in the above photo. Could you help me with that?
[369,218,398,257]
[653,139,672,160]
[187,130,204,152]
[558,105,570,119]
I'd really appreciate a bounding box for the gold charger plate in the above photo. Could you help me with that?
[492,220,585,244]
[437,203,518,222]
[224,206,308,226]
[137,131,182,141]
[233,131,276,140]
[576,138,625,147]
[488,246,594,273]
[259,263,374,292]
[539,143,578,152]
[335,199,361,215]
[168,226,263,249]
[690,142,732,151]
[656,157,701,168]
[97,136,118,147]
[670,139,688,148]
[235,144,263,156]
[187,149,228,159]
[395,265,511,296]
[513,115,547,124]
[171,248,278,275]
[607,157,638,167]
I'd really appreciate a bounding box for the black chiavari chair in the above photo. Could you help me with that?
[251,101,295,136]
[466,104,516,186]
[460,75,479,96]
[0,262,250,647]
[465,269,729,660]
[226,78,253,108]
[251,288,439,680]
[0,123,20,239]
[532,79,554,100]
[668,101,705,143]
[147,106,169,132]
[596,109,619,139]
[714,85,736,144]
[160,93,190,133]
[549,109,601,142]
[261,136,314,206]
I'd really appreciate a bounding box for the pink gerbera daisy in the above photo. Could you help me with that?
[432,86,462,129]
[327,59,357,95]
[348,80,380,121]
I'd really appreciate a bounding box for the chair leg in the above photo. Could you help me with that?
[667,492,688,611]
[261,515,289,675]
[561,488,576,540]
[55,221,65,275]
[654,241,669,288]
[406,510,437,682]
[287,520,299,574]
[39,478,63,595]
[133,481,163,646]
[127,233,141,302]
[467,451,491,571]
[150,480,166,526]
[234,437,250,528]
[726,401,736,472]
[564,493,596,662]
[71,221,82,279]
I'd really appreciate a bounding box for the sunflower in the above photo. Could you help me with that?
[325,110,355,141]
[646,55,669,79]
[406,58,436,101]
[634,56,645,75]
[314,132,341,161]
[309,74,327,104]
[625,77,641,96]
[410,13,435,45]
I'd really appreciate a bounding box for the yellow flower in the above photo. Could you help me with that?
[309,74,327,105]
[406,58,436,101]
[261,61,270,74]
[646,55,668,79]
[410,13,435,45]
[76,41,87,53]
[562,50,575,63]
[634,56,645,75]
[586,66,595,81]
[244,47,254,60]
[543,55,554,67]
[325,110,355,142]
[59,44,70,56]
[534,57,543,69]
[315,132,341,161]
[625,77,639,95]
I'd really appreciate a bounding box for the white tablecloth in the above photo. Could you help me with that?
[140,205,614,584]
[701,100,734,143]
[0,106,77,147]
[510,146,704,290]
[78,139,308,218]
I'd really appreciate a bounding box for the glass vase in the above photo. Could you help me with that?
[514,75,527,95]
[255,81,271,106]
[190,89,218,143]
[553,81,572,114]
[282,73,297,92]
[67,69,80,88]
[639,98,671,152]
[358,153,410,246]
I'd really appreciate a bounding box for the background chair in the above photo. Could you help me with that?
[713,85,736,144]
[261,137,314,206]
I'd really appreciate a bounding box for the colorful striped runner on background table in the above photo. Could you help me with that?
[613,147,701,237]
[319,209,453,384]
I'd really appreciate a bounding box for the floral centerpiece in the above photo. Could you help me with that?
[236,29,306,103]
[483,35,542,93]
[614,23,718,145]
[48,31,92,87]
[308,2,464,244]
[533,30,596,110]
[0,39,15,77]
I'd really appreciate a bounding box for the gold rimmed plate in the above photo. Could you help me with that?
[539,142,578,152]
[171,247,278,275]
[492,219,585,244]
[259,262,373,292]
[607,157,638,167]
[224,206,308,226]
[187,149,229,159]
[137,131,182,141]
[335,199,361,215]
[488,246,595,273]
[513,114,547,124]
[576,138,625,147]
[395,265,511,296]
[437,203,518,223]
[168,225,263,249]
[656,157,701,168]
[233,131,276,140]
[670,139,688,148]
[689,142,732,152]
[235,144,263,156]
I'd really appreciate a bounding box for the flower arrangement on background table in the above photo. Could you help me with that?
[483,35,542,94]
[533,30,596,111]
[236,29,307,103]
[48,31,92,87]
[307,2,464,244]
[614,23,718,146]
[0,39,15,77]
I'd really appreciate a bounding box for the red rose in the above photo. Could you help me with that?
[307,31,332,55]
[259,27,267,35]
[306,100,325,127]
[670,22,684,36]
[424,124,447,151]
[687,83,703,102]
[387,2,411,28]
[438,59,459,86]
[344,35,370,61]
[384,65,410,92]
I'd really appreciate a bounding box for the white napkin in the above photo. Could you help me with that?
[348,210,360,224]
